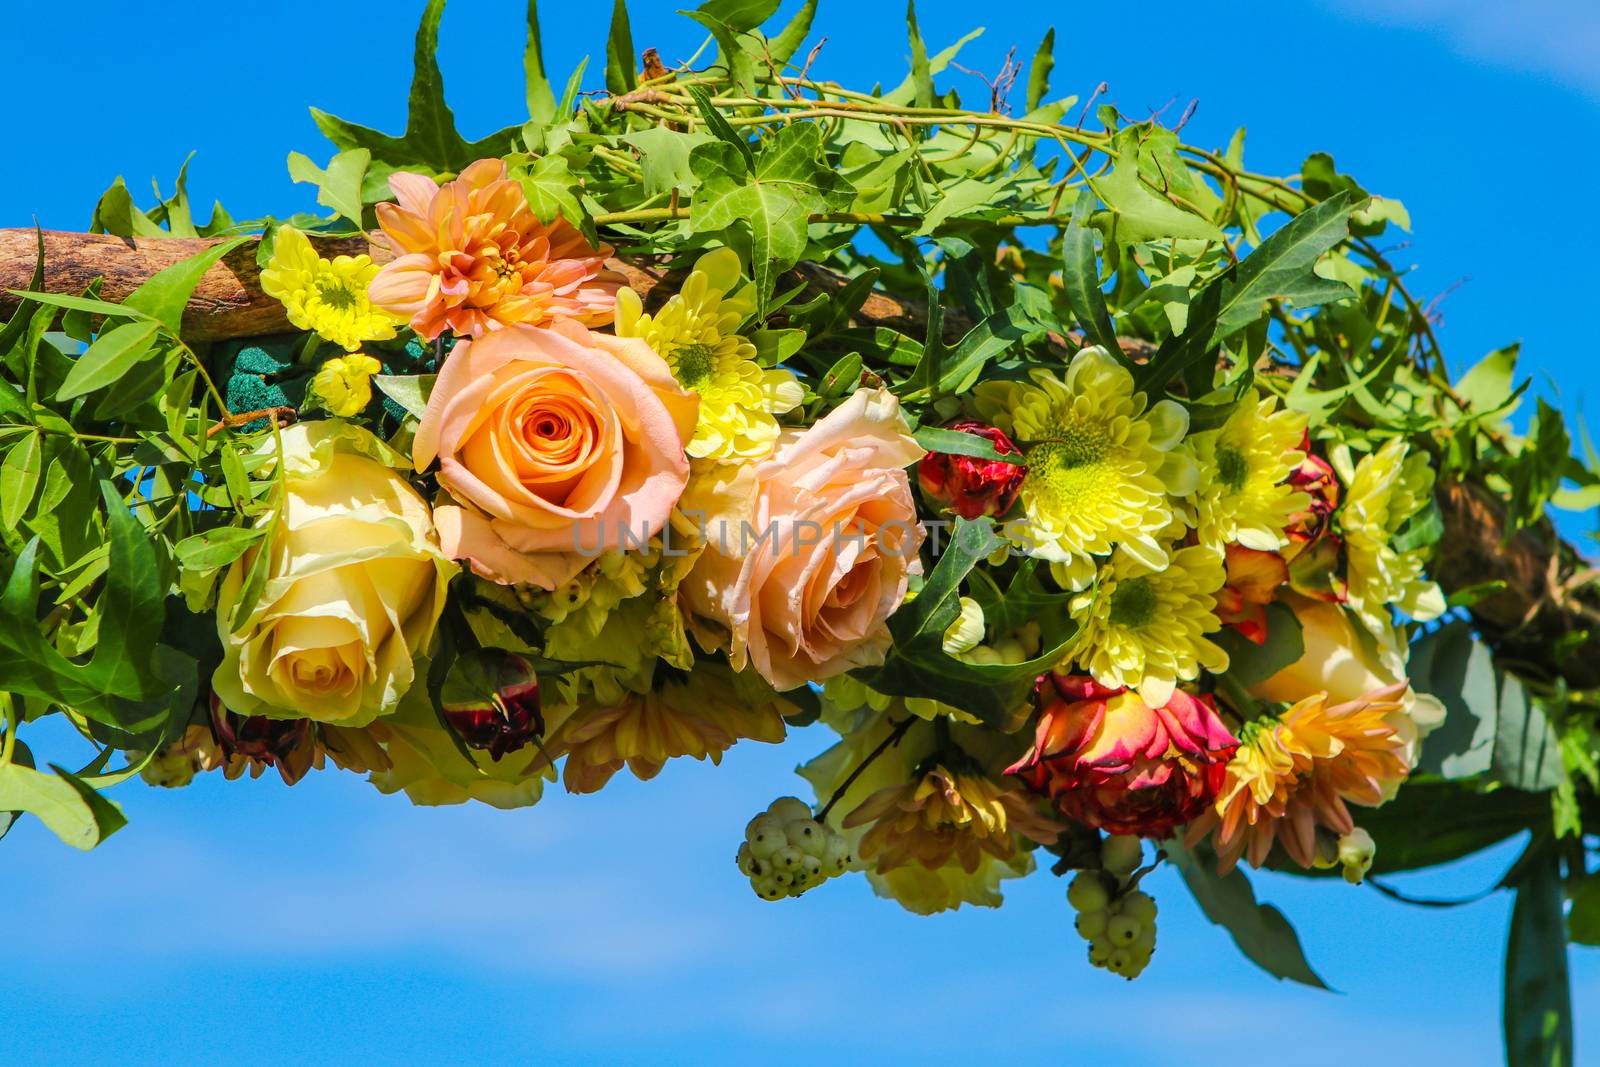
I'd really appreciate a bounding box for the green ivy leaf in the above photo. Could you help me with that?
[1168,839,1328,988]
[286,148,370,228]
[605,0,637,94]
[1096,127,1224,245]
[311,0,520,172]
[0,761,126,850]
[689,121,854,309]
[622,127,716,198]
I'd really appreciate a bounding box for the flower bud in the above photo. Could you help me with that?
[440,650,543,761]
[1338,828,1376,884]
[917,419,1027,519]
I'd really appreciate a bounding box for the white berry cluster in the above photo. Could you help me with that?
[1066,835,1159,979]
[736,797,856,900]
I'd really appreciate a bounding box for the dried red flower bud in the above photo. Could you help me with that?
[208,693,315,785]
[1216,545,1290,645]
[441,651,543,761]
[1284,435,1340,552]
[916,419,1027,520]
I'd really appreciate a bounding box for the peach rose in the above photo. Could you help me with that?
[413,320,697,588]
[684,388,926,690]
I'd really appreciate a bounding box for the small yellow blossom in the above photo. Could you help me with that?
[260,225,401,352]
[1191,390,1310,551]
[309,354,383,417]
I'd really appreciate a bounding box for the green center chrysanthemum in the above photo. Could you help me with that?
[1025,419,1119,507]
[1215,443,1249,491]
[671,342,718,391]
[316,279,358,311]
[1107,576,1157,628]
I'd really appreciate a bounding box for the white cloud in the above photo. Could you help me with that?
[1330,0,1600,98]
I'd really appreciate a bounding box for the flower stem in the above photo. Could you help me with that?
[816,716,914,823]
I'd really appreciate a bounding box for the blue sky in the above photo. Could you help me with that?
[4,1,1599,1063]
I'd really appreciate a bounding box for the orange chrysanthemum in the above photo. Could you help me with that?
[1187,681,1410,872]
[368,158,620,340]
[843,766,1062,874]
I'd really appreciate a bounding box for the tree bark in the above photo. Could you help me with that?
[0,228,932,343]
[2,227,1596,686]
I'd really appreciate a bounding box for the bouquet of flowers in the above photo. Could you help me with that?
[1,2,1594,1057]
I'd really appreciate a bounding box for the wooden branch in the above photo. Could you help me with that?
[0,228,933,343]
[2,227,1596,686]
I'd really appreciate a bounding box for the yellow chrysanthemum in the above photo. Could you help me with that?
[615,247,803,460]
[547,665,790,794]
[1192,390,1310,551]
[1340,439,1446,635]
[309,354,382,417]
[1066,544,1229,706]
[974,347,1197,590]
[259,226,401,352]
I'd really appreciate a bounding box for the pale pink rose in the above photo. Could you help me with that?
[684,388,927,690]
[413,320,697,588]
[369,159,621,341]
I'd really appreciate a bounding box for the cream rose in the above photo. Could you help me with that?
[1250,593,1445,782]
[413,320,697,588]
[684,388,926,690]
[213,422,455,726]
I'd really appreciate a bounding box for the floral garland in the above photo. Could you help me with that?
[1,2,1595,1051]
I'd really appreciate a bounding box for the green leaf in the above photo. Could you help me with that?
[173,525,269,572]
[7,290,154,323]
[1569,873,1600,946]
[0,485,190,725]
[850,518,1074,729]
[524,0,557,122]
[904,0,934,108]
[689,121,854,309]
[684,10,758,97]
[768,0,817,65]
[1061,188,1122,357]
[1135,190,1359,393]
[912,425,1024,465]
[1503,842,1572,1067]
[1492,676,1564,792]
[0,761,126,850]
[0,431,42,532]
[688,85,754,168]
[622,126,715,197]
[1096,128,1224,245]
[122,235,253,335]
[1411,622,1500,779]
[374,373,437,420]
[1168,839,1328,988]
[311,0,519,171]
[1025,28,1054,113]
[1212,601,1304,686]
[55,320,161,401]
[605,0,637,94]
[286,148,370,228]
[1456,345,1522,422]
[882,26,984,106]
[696,0,779,31]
